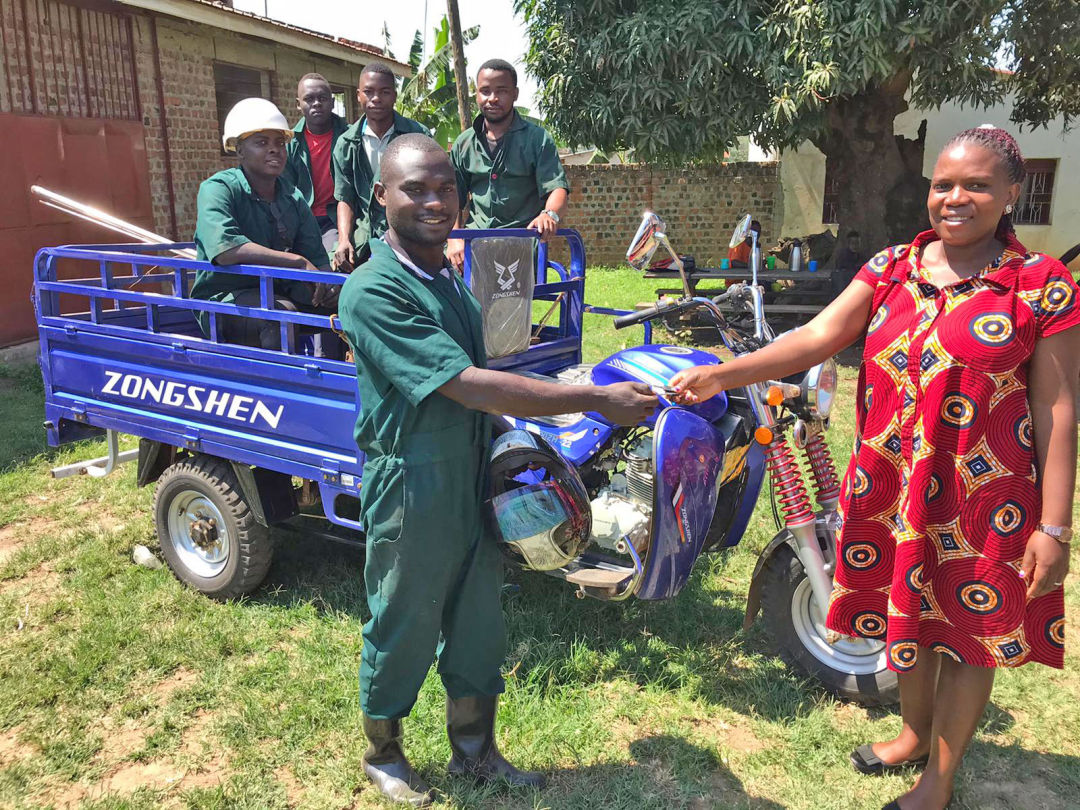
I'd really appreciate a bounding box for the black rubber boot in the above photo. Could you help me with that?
[361,715,435,807]
[446,695,546,788]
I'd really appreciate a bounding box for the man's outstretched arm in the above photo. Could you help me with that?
[439,366,657,426]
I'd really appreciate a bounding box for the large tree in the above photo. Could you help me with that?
[517,0,1080,252]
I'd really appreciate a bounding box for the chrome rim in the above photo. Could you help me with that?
[166,489,230,579]
[790,577,888,675]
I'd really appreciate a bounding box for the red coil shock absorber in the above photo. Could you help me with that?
[763,436,815,526]
[802,433,841,506]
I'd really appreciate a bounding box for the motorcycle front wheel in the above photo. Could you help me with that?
[760,543,899,707]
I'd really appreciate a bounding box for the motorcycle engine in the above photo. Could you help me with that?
[589,436,653,553]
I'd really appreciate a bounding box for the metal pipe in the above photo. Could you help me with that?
[31,185,195,258]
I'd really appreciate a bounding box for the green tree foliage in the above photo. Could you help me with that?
[397,16,480,148]
[517,0,1080,249]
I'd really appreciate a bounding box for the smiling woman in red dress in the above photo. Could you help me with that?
[670,126,1080,810]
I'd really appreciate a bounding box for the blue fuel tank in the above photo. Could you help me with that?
[589,345,728,425]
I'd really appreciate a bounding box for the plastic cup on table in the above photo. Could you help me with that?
[808,260,818,273]
[765,256,776,270]
[720,258,730,270]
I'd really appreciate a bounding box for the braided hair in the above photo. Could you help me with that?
[942,125,1026,234]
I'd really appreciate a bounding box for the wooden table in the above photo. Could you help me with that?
[644,267,836,317]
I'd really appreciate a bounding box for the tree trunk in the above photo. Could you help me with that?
[446,0,473,132]
[812,82,930,259]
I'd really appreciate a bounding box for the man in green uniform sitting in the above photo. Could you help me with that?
[447,59,569,269]
[191,97,333,350]
[338,134,656,806]
[332,62,428,271]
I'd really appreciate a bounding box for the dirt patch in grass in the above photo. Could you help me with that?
[2,564,63,628]
[150,667,199,702]
[0,515,60,567]
[94,716,150,764]
[0,726,36,765]
[37,709,230,808]
[275,766,306,807]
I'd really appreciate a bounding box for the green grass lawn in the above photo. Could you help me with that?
[1,268,1079,809]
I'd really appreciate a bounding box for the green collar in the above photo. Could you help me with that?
[233,166,295,200]
[291,112,347,135]
[470,110,527,140]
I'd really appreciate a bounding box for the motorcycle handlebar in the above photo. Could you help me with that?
[612,304,661,329]
[613,297,703,329]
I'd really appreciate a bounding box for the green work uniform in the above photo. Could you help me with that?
[338,238,505,721]
[283,112,349,221]
[450,112,569,229]
[332,112,430,248]
[190,167,328,335]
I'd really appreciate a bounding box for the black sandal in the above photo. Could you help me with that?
[851,743,929,775]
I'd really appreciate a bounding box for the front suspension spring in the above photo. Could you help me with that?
[764,436,815,526]
[803,433,841,504]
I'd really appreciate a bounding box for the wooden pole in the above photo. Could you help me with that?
[446,0,472,131]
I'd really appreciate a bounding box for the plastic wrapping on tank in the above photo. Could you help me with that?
[468,236,536,357]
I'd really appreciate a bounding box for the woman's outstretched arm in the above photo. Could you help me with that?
[671,277,876,403]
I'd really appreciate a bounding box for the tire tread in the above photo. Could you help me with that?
[153,455,272,600]
[760,542,898,707]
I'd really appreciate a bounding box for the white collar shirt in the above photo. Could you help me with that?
[362,120,396,179]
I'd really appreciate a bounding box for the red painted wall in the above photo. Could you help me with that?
[0,113,154,346]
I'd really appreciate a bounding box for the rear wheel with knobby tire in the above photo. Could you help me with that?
[153,455,272,600]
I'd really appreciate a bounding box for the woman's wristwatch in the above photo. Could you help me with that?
[543,209,560,223]
[1038,524,1073,544]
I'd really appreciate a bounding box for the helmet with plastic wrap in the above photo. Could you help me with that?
[221,98,293,153]
[487,430,591,571]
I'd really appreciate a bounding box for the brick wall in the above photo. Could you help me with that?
[130,15,373,240]
[560,162,780,267]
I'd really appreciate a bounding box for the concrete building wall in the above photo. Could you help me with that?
[561,163,781,267]
[773,99,1080,268]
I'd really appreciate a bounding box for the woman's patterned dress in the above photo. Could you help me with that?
[827,228,1080,671]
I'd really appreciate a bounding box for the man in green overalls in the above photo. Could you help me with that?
[446,59,569,269]
[338,134,656,806]
[191,98,333,350]
[332,62,428,271]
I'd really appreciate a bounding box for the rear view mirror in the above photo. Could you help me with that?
[729,213,752,248]
[626,212,665,270]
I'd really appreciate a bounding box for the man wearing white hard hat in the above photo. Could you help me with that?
[191,97,336,350]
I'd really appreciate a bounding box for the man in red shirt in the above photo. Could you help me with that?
[284,73,349,259]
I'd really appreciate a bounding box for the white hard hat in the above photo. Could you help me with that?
[222,97,292,153]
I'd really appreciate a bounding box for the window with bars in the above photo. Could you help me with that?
[0,0,139,120]
[1014,159,1056,226]
[821,158,840,224]
[213,62,272,154]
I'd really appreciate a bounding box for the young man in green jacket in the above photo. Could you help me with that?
[284,73,349,257]
[332,62,428,270]
[447,59,569,269]
[338,134,655,806]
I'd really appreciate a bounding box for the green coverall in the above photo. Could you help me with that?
[190,167,329,341]
[338,238,505,721]
[332,112,430,248]
[449,111,569,229]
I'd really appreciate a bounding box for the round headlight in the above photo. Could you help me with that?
[809,357,837,419]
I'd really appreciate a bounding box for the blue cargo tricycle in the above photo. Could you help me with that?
[32,219,897,706]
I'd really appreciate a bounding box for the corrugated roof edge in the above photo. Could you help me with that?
[116,0,414,76]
